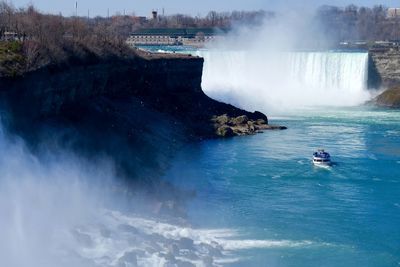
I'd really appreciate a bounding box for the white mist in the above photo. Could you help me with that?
[199,13,372,114]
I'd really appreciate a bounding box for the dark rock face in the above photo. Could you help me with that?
[367,54,382,89]
[0,54,278,185]
[0,55,271,139]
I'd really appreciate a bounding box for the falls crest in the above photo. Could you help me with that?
[197,50,371,113]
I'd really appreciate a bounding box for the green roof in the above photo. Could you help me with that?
[131,28,228,37]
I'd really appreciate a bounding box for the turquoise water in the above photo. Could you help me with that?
[164,107,400,266]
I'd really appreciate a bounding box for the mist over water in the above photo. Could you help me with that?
[192,13,375,114]
[0,125,113,267]
[132,12,400,266]
[0,118,316,266]
[1,9,394,267]
[198,50,371,113]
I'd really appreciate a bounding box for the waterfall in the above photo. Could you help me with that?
[196,50,371,113]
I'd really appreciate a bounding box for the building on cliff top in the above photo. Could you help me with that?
[387,8,400,18]
[126,28,228,47]
[0,31,18,41]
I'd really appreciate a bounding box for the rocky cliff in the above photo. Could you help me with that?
[369,48,400,107]
[0,52,275,186]
[369,48,400,88]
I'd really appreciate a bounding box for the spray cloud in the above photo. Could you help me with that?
[199,11,372,114]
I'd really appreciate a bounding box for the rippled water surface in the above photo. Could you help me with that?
[164,107,400,267]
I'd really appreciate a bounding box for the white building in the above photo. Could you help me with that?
[126,35,177,46]
[387,8,400,18]
[126,28,227,47]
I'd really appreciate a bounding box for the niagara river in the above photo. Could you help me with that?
[139,46,400,266]
[2,45,398,267]
[164,106,400,266]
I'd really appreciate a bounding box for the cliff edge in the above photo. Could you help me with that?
[0,51,280,186]
[370,48,400,107]
[0,51,273,138]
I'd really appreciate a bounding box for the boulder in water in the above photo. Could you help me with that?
[213,113,284,137]
[216,125,235,137]
[374,86,400,108]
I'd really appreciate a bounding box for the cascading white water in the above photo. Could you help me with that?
[196,50,371,113]
[288,52,368,93]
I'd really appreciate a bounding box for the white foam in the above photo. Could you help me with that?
[71,210,321,266]
[219,239,313,250]
[0,120,327,267]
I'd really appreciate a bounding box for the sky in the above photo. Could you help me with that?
[8,0,400,17]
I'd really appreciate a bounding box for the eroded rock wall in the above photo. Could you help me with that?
[0,54,270,185]
[369,48,400,107]
[369,48,400,88]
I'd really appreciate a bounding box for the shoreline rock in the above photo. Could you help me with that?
[212,114,287,137]
[373,86,400,108]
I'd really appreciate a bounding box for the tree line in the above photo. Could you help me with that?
[148,10,271,28]
[316,5,400,42]
[0,1,272,72]
[1,0,400,74]
[0,1,140,72]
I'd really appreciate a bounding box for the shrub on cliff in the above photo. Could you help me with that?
[0,41,25,77]
[0,2,138,76]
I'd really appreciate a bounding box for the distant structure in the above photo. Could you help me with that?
[152,10,158,20]
[126,28,227,47]
[387,8,400,18]
[133,16,147,24]
[1,31,18,41]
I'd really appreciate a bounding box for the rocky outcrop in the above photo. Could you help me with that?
[212,114,286,137]
[374,86,400,108]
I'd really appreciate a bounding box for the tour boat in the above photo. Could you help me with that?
[313,149,331,166]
